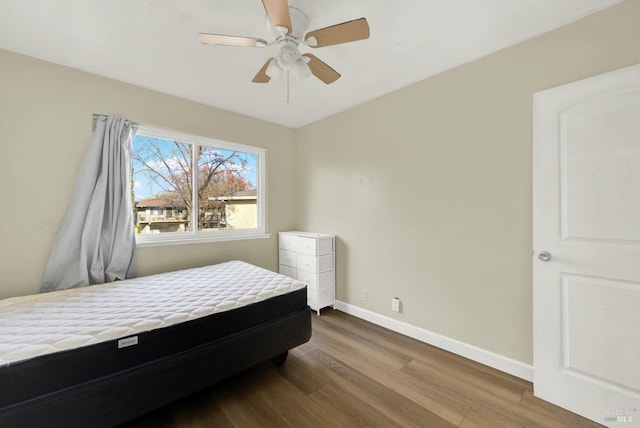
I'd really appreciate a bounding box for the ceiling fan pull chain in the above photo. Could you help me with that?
[286,69,291,104]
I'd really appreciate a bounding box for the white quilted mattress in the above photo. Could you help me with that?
[0,261,305,366]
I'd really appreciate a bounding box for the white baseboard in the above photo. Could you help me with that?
[334,300,534,382]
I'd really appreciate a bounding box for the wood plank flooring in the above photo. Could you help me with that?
[122,309,603,427]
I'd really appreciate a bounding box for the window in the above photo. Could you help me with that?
[131,125,266,246]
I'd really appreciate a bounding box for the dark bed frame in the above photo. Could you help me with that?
[0,305,311,427]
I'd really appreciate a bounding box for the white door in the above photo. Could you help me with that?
[533,63,640,427]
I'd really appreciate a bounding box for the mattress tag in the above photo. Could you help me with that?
[118,336,139,349]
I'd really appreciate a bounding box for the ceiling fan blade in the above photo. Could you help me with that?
[303,54,341,85]
[305,18,370,48]
[199,33,267,47]
[252,59,273,83]
[261,0,292,35]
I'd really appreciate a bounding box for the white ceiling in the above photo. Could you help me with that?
[0,0,622,128]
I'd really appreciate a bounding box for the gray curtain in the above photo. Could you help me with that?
[41,115,138,292]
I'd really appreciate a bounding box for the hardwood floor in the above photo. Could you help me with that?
[122,309,603,427]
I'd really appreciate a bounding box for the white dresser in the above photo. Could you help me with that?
[278,231,335,315]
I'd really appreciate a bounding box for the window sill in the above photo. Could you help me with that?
[136,233,272,248]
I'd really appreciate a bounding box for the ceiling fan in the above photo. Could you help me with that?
[198,0,370,85]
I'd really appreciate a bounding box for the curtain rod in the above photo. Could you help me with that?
[91,113,139,132]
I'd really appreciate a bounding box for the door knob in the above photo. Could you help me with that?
[538,251,552,262]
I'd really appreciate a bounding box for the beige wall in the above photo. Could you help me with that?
[0,50,297,299]
[295,0,640,364]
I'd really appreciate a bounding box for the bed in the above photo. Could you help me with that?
[0,260,311,427]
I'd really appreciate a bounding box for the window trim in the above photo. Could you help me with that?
[133,125,268,247]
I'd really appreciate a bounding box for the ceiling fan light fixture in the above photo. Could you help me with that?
[293,57,311,81]
[265,58,283,80]
[276,43,298,69]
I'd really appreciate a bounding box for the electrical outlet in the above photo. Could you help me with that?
[392,297,400,312]
[362,290,368,303]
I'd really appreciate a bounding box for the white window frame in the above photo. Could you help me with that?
[133,125,268,247]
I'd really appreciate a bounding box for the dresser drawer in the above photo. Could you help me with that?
[297,270,335,291]
[296,236,334,256]
[278,233,299,251]
[296,236,317,255]
[307,293,318,311]
[278,265,296,279]
[318,287,335,308]
[297,253,333,273]
[279,249,296,268]
[308,288,334,312]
